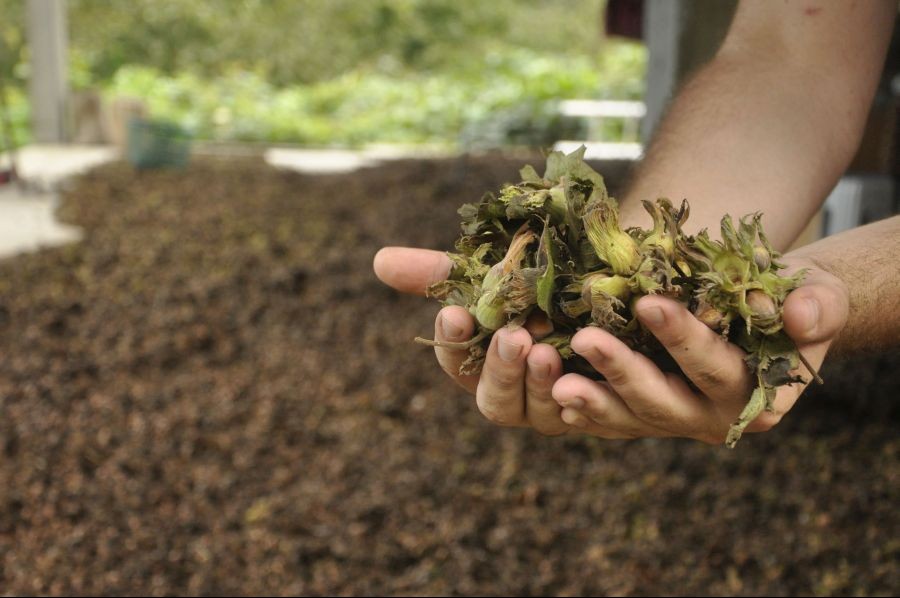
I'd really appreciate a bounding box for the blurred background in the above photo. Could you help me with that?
[1,0,646,150]
[0,1,898,595]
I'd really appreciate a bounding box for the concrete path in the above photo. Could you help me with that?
[0,186,82,257]
[0,142,645,260]
[0,144,417,259]
[1,144,118,191]
[0,144,119,259]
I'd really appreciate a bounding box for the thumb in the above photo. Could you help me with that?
[373,247,452,296]
[782,271,849,345]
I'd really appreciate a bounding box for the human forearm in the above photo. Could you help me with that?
[622,56,859,248]
[621,1,894,250]
[788,215,900,355]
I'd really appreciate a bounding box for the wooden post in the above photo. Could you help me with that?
[26,0,69,143]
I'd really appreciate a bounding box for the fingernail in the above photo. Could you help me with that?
[440,313,464,340]
[639,305,665,327]
[531,362,550,381]
[804,298,820,334]
[498,335,523,362]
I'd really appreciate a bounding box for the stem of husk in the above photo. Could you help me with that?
[797,350,824,385]
[414,330,490,350]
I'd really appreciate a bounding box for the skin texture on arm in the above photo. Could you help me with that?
[621,0,895,249]
[788,215,900,356]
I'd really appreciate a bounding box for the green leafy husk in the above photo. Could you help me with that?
[416,147,820,447]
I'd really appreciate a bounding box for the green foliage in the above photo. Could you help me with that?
[105,44,644,147]
[0,0,647,147]
[0,86,29,150]
[64,0,611,86]
[0,0,27,149]
[0,0,25,84]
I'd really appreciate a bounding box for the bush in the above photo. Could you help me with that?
[103,44,645,147]
[0,86,30,150]
[0,0,647,148]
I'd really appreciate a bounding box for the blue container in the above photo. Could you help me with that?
[126,118,191,169]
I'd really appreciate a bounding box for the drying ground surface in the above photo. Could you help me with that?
[0,156,897,596]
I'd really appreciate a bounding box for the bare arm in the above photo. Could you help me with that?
[622,0,895,250]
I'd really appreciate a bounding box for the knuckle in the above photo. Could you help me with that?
[694,371,723,389]
[475,380,521,426]
[583,400,608,422]
[525,386,554,406]
[486,364,523,388]
[631,402,672,426]
[662,328,690,349]
[477,401,519,426]
[692,362,731,389]
[601,367,630,387]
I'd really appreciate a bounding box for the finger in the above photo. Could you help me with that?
[475,326,533,427]
[570,327,708,435]
[523,343,568,435]
[745,274,847,431]
[782,273,849,346]
[434,306,479,393]
[634,295,753,401]
[558,407,634,439]
[373,247,452,296]
[750,271,850,427]
[552,373,669,438]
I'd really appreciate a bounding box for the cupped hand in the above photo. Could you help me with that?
[375,248,849,444]
[551,256,850,443]
[373,246,570,435]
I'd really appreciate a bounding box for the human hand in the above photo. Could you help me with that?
[373,247,571,435]
[550,256,850,443]
[375,247,848,444]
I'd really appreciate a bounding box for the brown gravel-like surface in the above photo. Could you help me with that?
[0,156,897,596]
